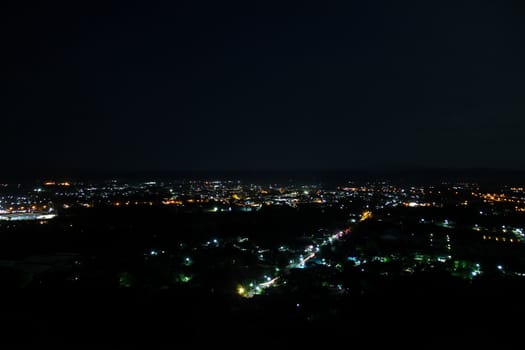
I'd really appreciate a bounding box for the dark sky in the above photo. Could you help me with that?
[2,0,524,175]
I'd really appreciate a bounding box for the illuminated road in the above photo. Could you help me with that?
[300,253,315,265]
[237,215,370,298]
[259,276,280,288]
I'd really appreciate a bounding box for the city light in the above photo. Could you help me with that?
[237,286,246,296]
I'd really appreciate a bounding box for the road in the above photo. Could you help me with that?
[239,220,365,298]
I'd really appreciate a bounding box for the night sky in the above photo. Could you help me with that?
[2,1,524,175]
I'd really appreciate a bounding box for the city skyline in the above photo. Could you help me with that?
[3,2,525,343]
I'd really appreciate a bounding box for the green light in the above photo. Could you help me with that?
[179,274,192,283]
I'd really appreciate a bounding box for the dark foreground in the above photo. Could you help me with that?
[0,287,523,347]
